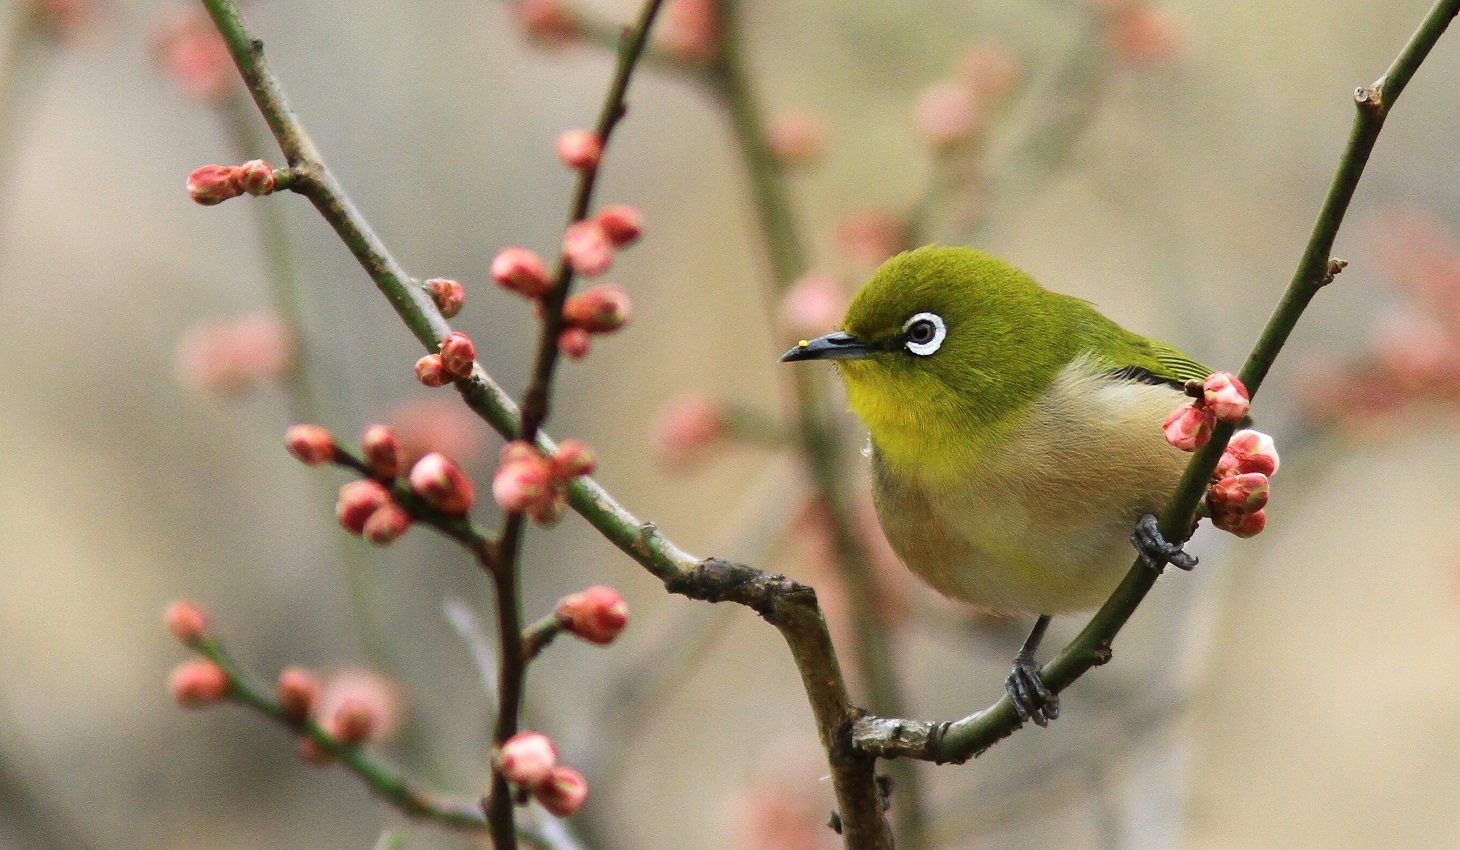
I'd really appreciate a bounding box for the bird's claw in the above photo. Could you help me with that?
[1131,514,1197,572]
[1005,656,1059,727]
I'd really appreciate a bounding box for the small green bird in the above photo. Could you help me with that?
[781,245,1205,724]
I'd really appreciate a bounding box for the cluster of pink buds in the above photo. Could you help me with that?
[491,439,595,525]
[186,160,281,206]
[558,283,632,359]
[163,601,229,707]
[415,331,477,386]
[290,667,401,764]
[490,229,636,360]
[1162,371,1250,451]
[495,731,590,816]
[555,585,630,645]
[1205,429,1280,538]
[559,204,642,278]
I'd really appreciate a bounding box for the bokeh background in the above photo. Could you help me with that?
[3,0,1460,848]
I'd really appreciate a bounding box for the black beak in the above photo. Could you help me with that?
[779,331,877,362]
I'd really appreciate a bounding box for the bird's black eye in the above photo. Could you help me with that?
[901,312,946,356]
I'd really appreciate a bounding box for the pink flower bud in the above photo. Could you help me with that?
[409,452,475,516]
[285,424,336,466]
[780,273,848,338]
[492,456,552,514]
[1201,372,1250,423]
[563,284,631,333]
[653,391,728,468]
[414,353,450,387]
[550,439,596,480]
[425,278,465,318]
[555,585,629,646]
[1209,472,1270,514]
[337,479,390,534]
[438,332,476,379]
[362,502,412,545]
[562,220,614,277]
[497,731,558,788]
[164,600,210,645]
[512,0,581,46]
[533,765,589,816]
[595,204,643,248]
[1212,506,1267,539]
[187,164,243,206]
[360,424,403,479]
[327,696,375,745]
[527,490,568,526]
[491,247,553,299]
[915,81,978,150]
[656,0,719,64]
[238,159,277,196]
[169,660,230,707]
[317,668,402,744]
[1162,404,1215,452]
[1216,429,1280,478]
[558,327,592,359]
[276,667,321,723]
[555,129,602,171]
[766,110,826,167]
[500,440,541,467]
[149,6,233,102]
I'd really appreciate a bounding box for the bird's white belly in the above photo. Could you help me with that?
[871,364,1190,615]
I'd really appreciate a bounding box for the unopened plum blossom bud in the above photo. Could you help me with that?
[187,164,242,206]
[492,453,552,514]
[438,332,476,379]
[558,327,592,359]
[491,247,553,299]
[285,424,335,466]
[780,273,847,338]
[656,0,719,64]
[654,391,728,468]
[533,765,589,816]
[362,502,412,545]
[555,585,629,646]
[556,129,602,171]
[1212,506,1267,538]
[1202,372,1250,423]
[169,660,230,707]
[425,278,465,317]
[595,204,643,248]
[238,160,276,196]
[1209,472,1269,514]
[276,667,321,723]
[409,452,475,515]
[915,80,978,150]
[562,220,614,277]
[327,696,375,745]
[1216,429,1280,478]
[496,731,558,788]
[317,668,403,744]
[563,284,631,333]
[500,440,541,467]
[527,490,568,526]
[1163,404,1215,451]
[550,439,596,480]
[415,353,450,387]
[361,424,403,479]
[512,0,581,46]
[164,600,210,645]
[766,110,826,167]
[337,479,390,534]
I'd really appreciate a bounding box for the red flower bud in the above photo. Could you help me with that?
[327,696,375,745]
[1209,472,1270,514]
[238,159,277,196]
[562,220,613,277]
[558,327,591,359]
[527,489,568,526]
[532,765,589,816]
[424,277,465,317]
[1212,506,1267,538]
[550,439,596,480]
[594,204,643,247]
[1216,429,1280,478]
[497,731,558,788]
[164,600,210,645]
[409,452,475,516]
[276,667,321,723]
[285,424,336,466]
[491,456,552,514]
[337,479,390,534]
[438,332,476,379]
[555,129,602,170]
[414,353,450,387]
[491,248,553,299]
[563,284,631,333]
[1162,404,1215,452]
[362,502,413,545]
[169,660,230,706]
[555,585,629,646]
[187,164,242,205]
[1202,372,1250,423]
[361,424,403,479]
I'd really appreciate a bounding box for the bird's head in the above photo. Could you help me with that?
[781,246,1078,470]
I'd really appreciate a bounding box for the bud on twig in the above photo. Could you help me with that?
[1202,372,1250,423]
[1162,404,1215,451]
[562,220,614,277]
[362,502,413,545]
[492,248,553,299]
[438,332,476,379]
[415,353,451,387]
[169,660,230,706]
[425,278,465,317]
[238,159,277,196]
[276,667,321,723]
[594,205,643,248]
[327,696,376,746]
[187,164,243,206]
[497,731,558,788]
[1216,429,1280,478]
[164,600,210,645]
[361,425,403,479]
[555,586,629,646]
[337,479,391,534]
[409,452,475,516]
[563,284,631,333]
[558,327,591,359]
[285,424,336,466]
[532,765,589,816]
[555,129,602,170]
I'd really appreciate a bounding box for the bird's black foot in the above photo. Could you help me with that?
[1005,653,1059,727]
[1131,514,1197,572]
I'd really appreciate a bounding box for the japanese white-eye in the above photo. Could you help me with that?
[781,245,1207,724]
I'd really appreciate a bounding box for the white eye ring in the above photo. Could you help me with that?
[901,312,946,356]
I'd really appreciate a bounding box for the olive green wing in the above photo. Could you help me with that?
[1146,340,1211,386]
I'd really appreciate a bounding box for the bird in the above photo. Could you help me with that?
[780,245,1204,725]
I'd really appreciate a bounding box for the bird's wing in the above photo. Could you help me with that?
[1147,341,1212,385]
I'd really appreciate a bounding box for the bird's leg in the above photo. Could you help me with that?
[1005,614,1058,727]
[1131,514,1197,572]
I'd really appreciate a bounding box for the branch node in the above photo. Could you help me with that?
[1354,84,1384,113]
[1321,257,1350,286]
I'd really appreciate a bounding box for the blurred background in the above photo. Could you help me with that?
[3,0,1460,847]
